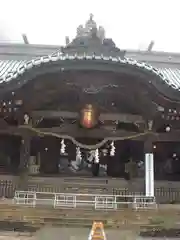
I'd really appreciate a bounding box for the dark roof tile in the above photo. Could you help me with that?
[0,59,180,91]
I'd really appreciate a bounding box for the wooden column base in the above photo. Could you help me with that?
[18,135,31,190]
[92,163,99,176]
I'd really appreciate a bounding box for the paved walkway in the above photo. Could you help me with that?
[0,228,179,240]
[32,227,180,240]
[0,233,36,240]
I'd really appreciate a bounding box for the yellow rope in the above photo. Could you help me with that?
[19,125,153,149]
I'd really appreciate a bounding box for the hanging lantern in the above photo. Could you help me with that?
[60,139,66,154]
[80,104,99,129]
[110,141,115,156]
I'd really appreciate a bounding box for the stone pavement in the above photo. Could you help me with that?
[35,227,180,240]
[0,233,36,240]
[0,228,178,240]
[35,227,90,240]
[32,227,177,240]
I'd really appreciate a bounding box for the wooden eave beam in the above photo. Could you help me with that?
[32,111,78,119]
[0,125,145,139]
[32,110,145,123]
[1,126,180,142]
[24,127,147,140]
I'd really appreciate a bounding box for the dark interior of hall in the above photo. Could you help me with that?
[0,135,179,180]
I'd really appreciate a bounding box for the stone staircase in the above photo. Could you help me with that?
[0,175,145,198]
[0,200,180,232]
[2,175,180,203]
[27,177,113,195]
[0,202,164,230]
[0,205,116,228]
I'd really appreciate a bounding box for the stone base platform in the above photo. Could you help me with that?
[0,200,179,230]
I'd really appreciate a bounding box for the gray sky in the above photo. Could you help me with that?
[0,0,179,52]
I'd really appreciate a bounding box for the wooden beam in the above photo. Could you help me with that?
[156,132,180,142]
[26,129,180,141]
[32,110,144,123]
[19,128,180,142]
[32,111,78,119]
[0,125,147,140]
[29,127,147,140]
[1,126,180,142]
[100,113,144,123]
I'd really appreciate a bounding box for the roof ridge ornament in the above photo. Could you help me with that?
[85,13,96,29]
[76,13,98,38]
[90,13,93,21]
[64,14,127,58]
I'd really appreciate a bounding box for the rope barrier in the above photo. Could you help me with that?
[19,125,154,149]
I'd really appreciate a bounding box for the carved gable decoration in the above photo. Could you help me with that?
[62,14,126,58]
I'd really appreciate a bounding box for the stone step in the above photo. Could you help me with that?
[0,205,158,221]
[0,207,117,219]
[1,203,178,225]
[1,204,178,230]
[0,208,98,215]
[27,183,112,194]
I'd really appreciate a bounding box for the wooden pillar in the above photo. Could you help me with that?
[144,138,154,197]
[19,135,31,190]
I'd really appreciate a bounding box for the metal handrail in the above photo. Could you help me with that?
[15,190,152,198]
[13,191,156,210]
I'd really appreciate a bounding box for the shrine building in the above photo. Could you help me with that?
[0,15,180,198]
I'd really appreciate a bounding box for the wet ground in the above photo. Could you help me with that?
[0,229,139,240]
[30,227,180,240]
[0,227,179,239]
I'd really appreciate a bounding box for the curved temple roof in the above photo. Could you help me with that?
[0,55,180,90]
[0,14,180,98]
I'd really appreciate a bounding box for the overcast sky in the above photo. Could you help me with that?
[0,0,179,52]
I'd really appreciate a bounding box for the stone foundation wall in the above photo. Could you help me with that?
[0,175,179,203]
